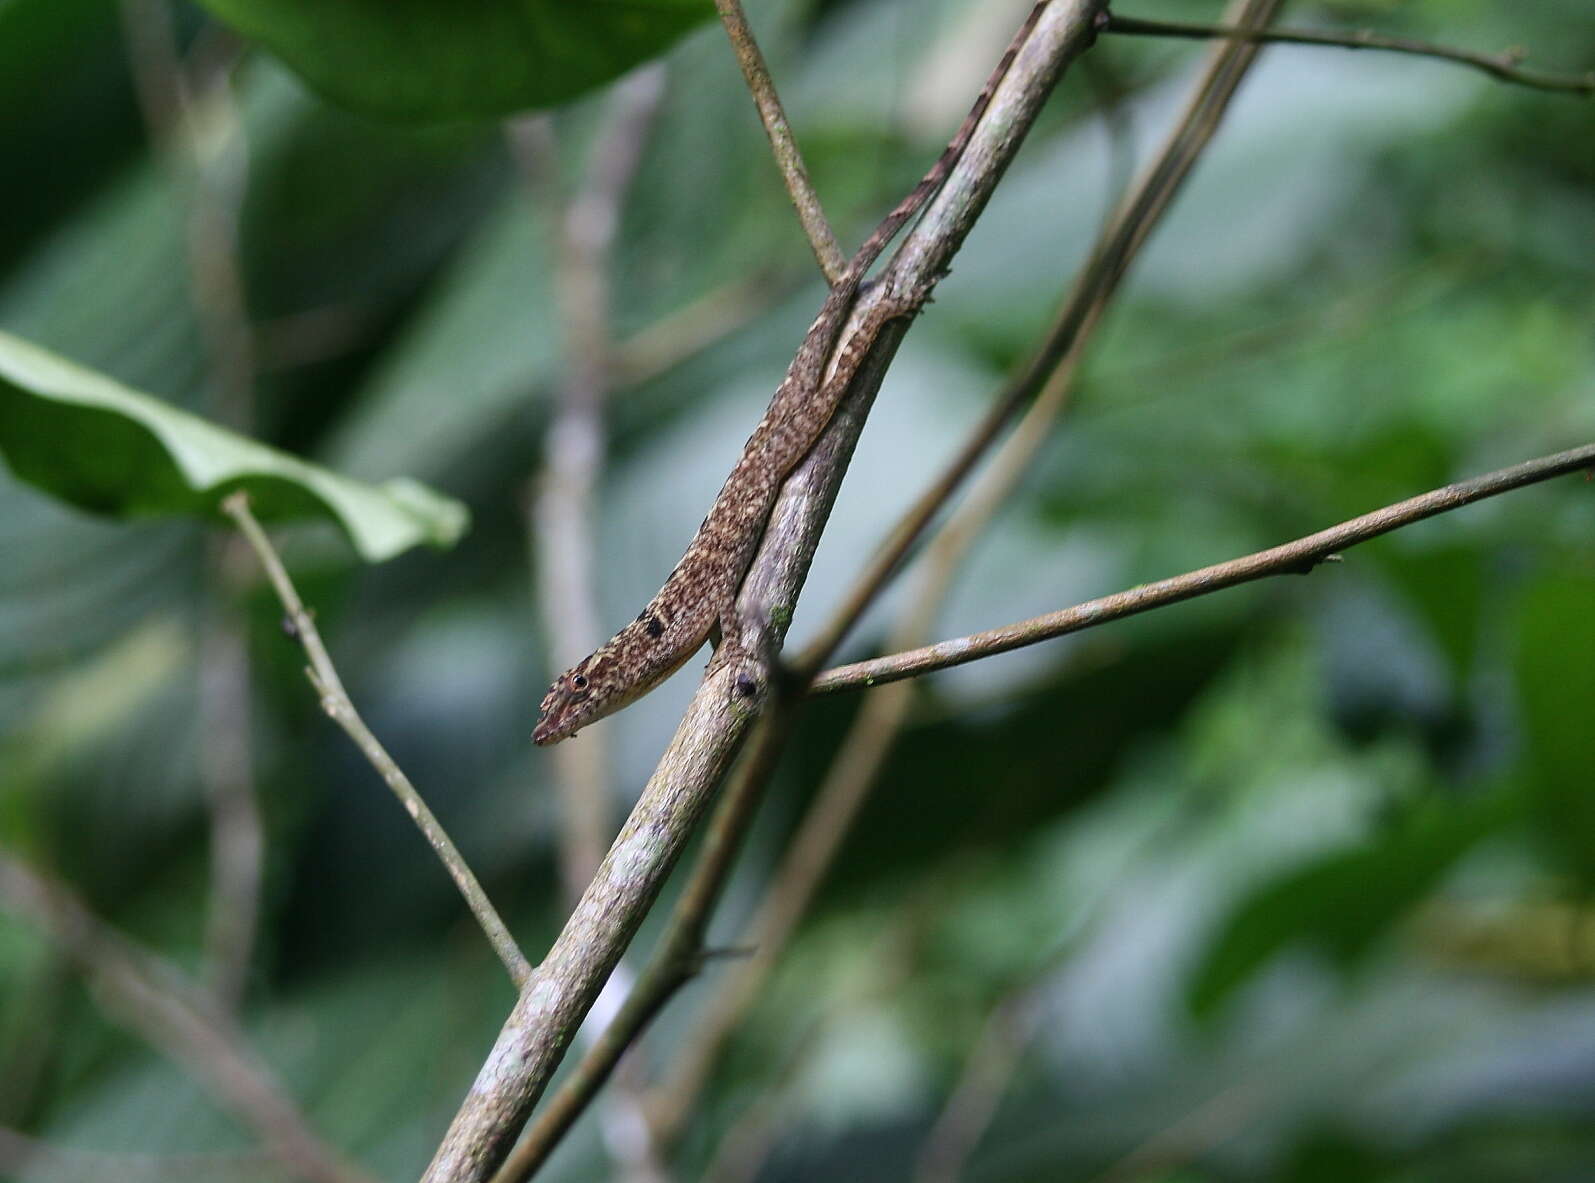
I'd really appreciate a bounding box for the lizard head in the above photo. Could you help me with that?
[533,611,705,745]
[533,653,609,745]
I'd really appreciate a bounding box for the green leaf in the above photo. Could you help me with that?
[1187,790,1518,1019]
[0,331,467,562]
[193,0,713,121]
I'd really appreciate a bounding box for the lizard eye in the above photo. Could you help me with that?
[570,673,589,692]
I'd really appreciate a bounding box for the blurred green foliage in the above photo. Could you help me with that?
[0,1,1593,1180]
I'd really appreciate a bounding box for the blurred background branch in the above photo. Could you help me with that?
[118,0,263,1015]
[0,850,370,1183]
[508,63,671,1183]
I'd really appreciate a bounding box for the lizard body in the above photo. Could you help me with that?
[534,2,1046,744]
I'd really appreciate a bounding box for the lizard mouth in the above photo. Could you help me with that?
[532,688,574,745]
[532,712,566,746]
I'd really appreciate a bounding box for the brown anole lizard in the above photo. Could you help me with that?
[534,1,1047,745]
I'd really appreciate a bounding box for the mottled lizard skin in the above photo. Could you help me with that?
[533,2,1048,744]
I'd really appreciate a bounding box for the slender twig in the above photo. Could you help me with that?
[0,851,372,1183]
[119,0,264,1013]
[220,493,531,990]
[424,7,1109,1180]
[1105,14,1595,95]
[664,0,1285,1136]
[715,0,847,281]
[118,0,256,422]
[816,443,1595,693]
[1088,1080,1269,1183]
[915,993,1039,1183]
[196,563,264,1011]
[697,887,934,1183]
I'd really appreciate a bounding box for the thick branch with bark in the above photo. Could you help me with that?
[424,4,1110,1180]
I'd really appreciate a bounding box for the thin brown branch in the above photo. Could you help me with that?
[1088,1080,1269,1183]
[715,0,847,281]
[118,0,256,422]
[198,548,265,1011]
[816,442,1595,693]
[1105,14,1595,95]
[221,493,531,990]
[488,704,797,1183]
[489,695,805,1183]
[424,6,1109,1180]
[0,851,371,1183]
[697,886,934,1183]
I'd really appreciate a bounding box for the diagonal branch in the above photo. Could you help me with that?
[1105,14,1595,95]
[0,851,372,1183]
[814,442,1595,693]
[222,494,531,990]
[715,0,847,281]
[119,0,264,1014]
